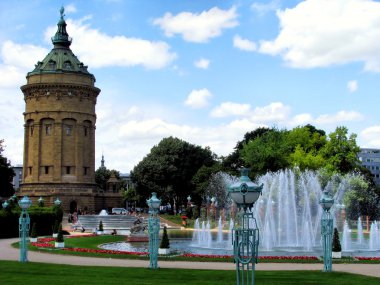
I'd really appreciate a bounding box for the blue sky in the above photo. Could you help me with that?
[1,0,380,173]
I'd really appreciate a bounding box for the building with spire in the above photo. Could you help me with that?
[19,8,122,213]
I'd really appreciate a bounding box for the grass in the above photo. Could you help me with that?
[161,214,195,228]
[0,260,379,285]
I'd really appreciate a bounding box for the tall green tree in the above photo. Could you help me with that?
[0,139,15,198]
[343,174,379,220]
[321,126,361,173]
[95,167,120,191]
[240,128,290,176]
[130,137,216,207]
[286,125,327,170]
[222,127,270,174]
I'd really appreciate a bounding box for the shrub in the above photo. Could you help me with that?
[160,226,170,249]
[53,220,60,234]
[30,223,38,238]
[0,206,59,238]
[99,220,104,231]
[332,227,342,252]
[56,223,64,243]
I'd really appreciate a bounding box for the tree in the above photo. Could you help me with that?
[222,127,271,174]
[95,167,120,191]
[0,139,15,198]
[321,126,361,174]
[56,223,64,243]
[159,226,170,249]
[343,174,379,220]
[130,137,216,207]
[332,227,341,252]
[240,128,291,176]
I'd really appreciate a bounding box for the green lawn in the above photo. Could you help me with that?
[0,260,379,285]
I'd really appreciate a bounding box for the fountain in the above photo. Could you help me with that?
[101,169,380,257]
[369,221,379,250]
[99,209,108,216]
[253,170,323,251]
[357,216,364,246]
[342,220,351,251]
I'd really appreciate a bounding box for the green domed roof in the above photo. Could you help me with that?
[28,7,94,79]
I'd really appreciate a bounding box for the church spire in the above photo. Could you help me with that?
[51,6,72,48]
[101,153,105,168]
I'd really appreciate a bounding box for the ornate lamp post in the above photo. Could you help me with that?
[147,192,161,269]
[18,196,32,263]
[54,198,61,206]
[2,200,9,209]
[228,168,263,285]
[38,197,44,207]
[319,190,334,272]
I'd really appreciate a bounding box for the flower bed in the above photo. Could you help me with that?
[356,257,380,261]
[29,235,322,262]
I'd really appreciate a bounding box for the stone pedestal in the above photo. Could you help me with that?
[126,234,149,242]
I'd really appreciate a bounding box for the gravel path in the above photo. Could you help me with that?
[1,238,379,278]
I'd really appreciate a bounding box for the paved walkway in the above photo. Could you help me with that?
[0,238,379,278]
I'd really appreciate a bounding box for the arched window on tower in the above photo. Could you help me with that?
[48,60,56,70]
[64,60,72,70]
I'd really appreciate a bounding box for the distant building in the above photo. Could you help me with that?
[358,148,380,186]
[120,173,133,190]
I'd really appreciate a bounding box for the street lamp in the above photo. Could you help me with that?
[228,168,264,285]
[18,196,32,263]
[147,192,161,269]
[319,190,334,272]
[38,197,44,207]
[54,198,61,206]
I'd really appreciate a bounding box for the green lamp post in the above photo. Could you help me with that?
[147,192,161,269]
[228,168,263,285]
[319,190,334,272]
[54,198,61,206]
[38,197,44,207]
[2,200,9,209]
[18,196,32,263]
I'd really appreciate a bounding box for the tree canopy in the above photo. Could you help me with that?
[0,140,15,198]
[95,166,121,191]
[238,125,361,176]
[130,137,216,206]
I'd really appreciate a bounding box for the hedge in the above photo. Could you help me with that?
[0,205,63,238]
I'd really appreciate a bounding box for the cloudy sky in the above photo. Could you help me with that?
[1,0,380,173]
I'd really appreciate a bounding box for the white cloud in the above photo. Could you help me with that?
[153,6,238,43]
[45,18,177,69]
[251,0,281,16]
[250,102,291,123]
[360,126,380,148]
[259,0,380,71]
[65,4,77,14]
[0,41,48,88]
[210,102,251,118]
[233,35,257,52]
[184,88,212,109]
[315,110,363,125]
[347,80,358,93]
[290,113,314,126]
[194,58,210,69]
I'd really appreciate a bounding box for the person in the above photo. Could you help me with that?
[81,226,85,233]
[111,229,117,235]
